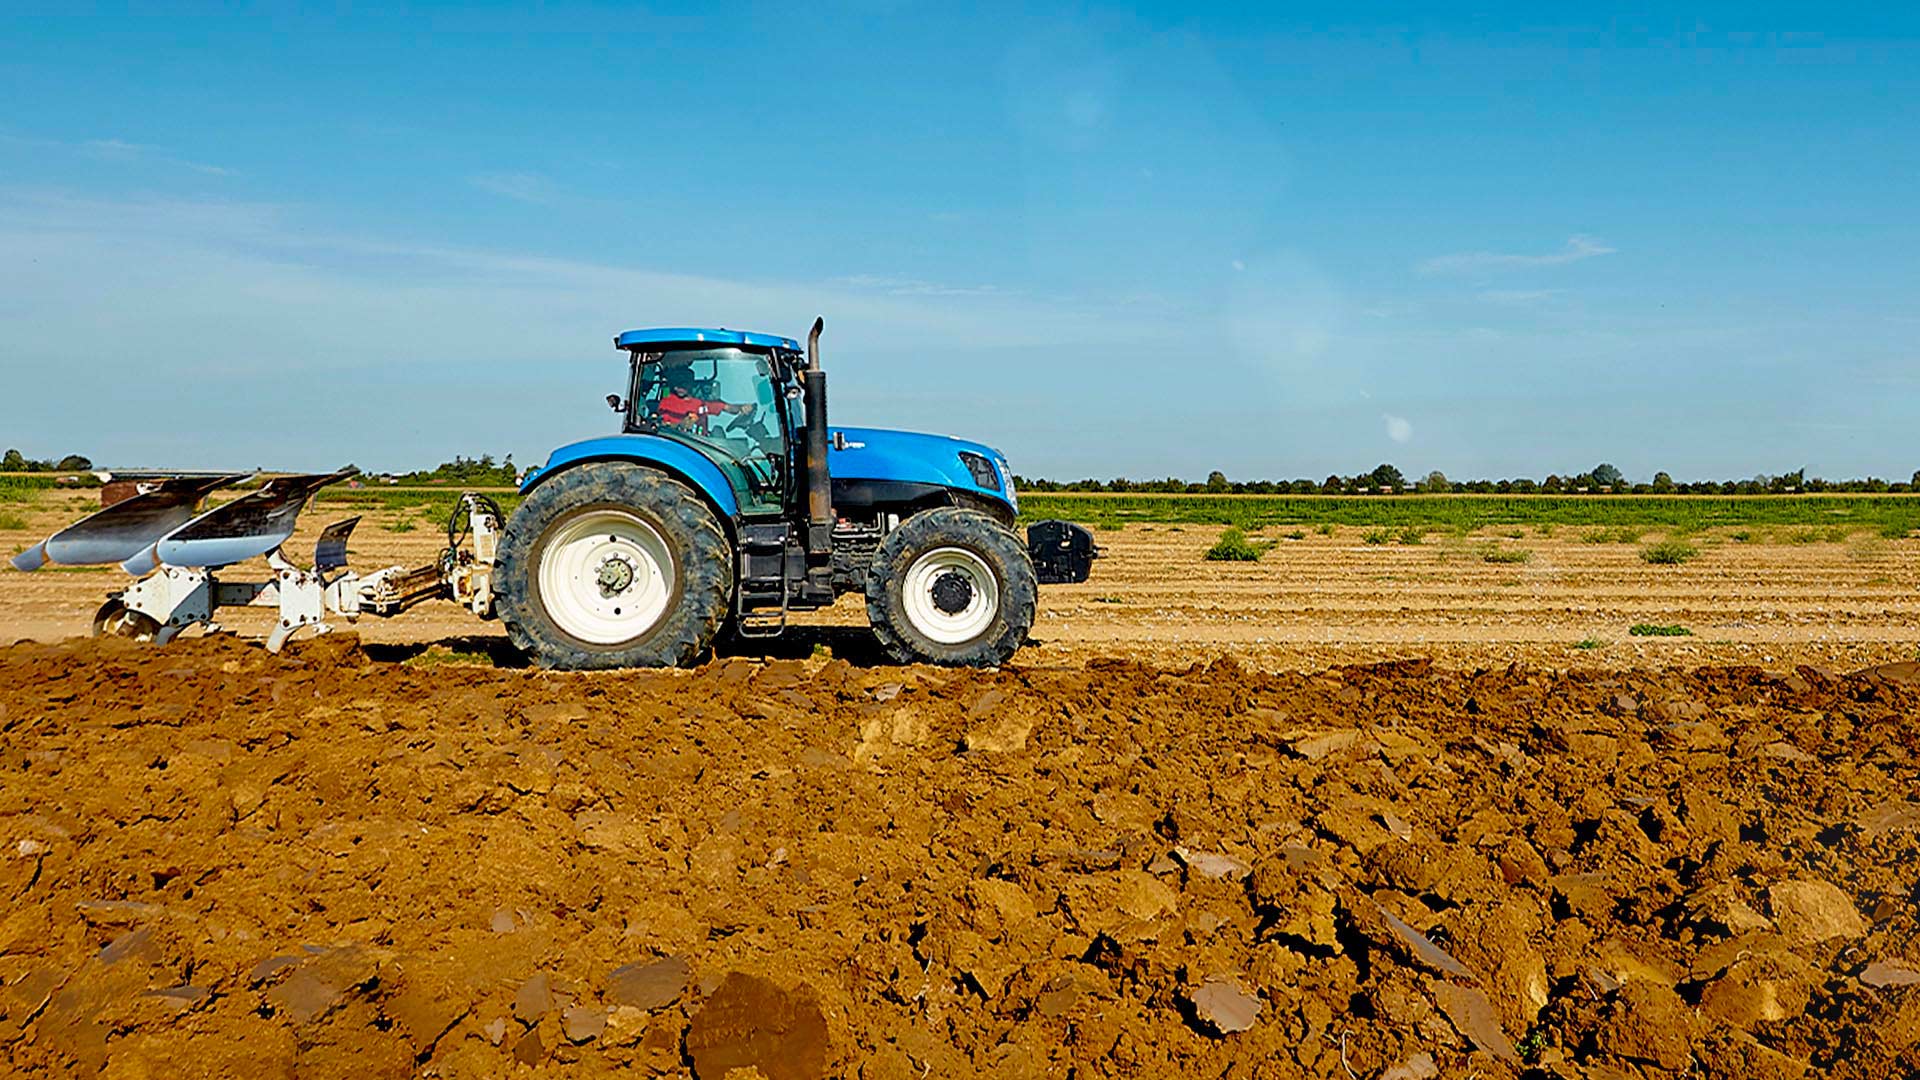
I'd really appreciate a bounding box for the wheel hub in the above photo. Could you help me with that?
[596,554,636,597]
[929,570,974,615]
[898,546,1003,647]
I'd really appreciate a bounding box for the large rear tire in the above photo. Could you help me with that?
[866,507,1036,666]
[495,463,732,670]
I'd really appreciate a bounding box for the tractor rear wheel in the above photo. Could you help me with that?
[495,463,732,670]
[866,507,1036,666]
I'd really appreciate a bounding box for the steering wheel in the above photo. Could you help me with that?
[708,402,764,433]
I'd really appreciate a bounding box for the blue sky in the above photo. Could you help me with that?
[2,6,1917,481]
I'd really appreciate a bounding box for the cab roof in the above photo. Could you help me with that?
[615,327,801,352]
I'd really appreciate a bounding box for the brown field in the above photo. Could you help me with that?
[2,494,1918,1078]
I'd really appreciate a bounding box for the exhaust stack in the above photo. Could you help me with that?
[803,317,833,554]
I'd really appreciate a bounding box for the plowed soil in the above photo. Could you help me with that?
[3,636,1918,1078]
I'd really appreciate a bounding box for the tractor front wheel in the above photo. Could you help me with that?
[495,463,732,670]
[866,507,1036,666]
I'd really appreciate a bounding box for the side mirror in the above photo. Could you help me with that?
[606,394,625,412]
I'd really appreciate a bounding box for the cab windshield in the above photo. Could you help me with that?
[628,346,788,511]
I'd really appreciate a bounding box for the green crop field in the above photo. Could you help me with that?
[1016,492,1920,536]
[316,488,1920,540]
[314,485,523,520]
[0,475,62,503]
[19,479,1918,541]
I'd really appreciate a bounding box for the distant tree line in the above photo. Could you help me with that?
[1015,464,1920,496]
[12,446,1919,496]
[2,449,92,472]
[3,449,528,486]
[390,454,520,486]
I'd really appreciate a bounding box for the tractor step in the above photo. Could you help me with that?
[733,522,793,638]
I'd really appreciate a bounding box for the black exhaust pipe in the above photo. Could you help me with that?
[803,317,832,555]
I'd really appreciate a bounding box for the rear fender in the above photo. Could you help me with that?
[521,435,742,521]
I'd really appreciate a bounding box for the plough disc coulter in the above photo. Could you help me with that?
[13,471,501,651]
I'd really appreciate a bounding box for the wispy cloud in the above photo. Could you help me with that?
[831,273,1005,298]
[39,136,234,176]
[0,189,1163,472]
[468,172,557,204]
[1383,413,1413,443]
[1419,235,1615,276]
[80,138,144,160]
[1477,288,1563,304]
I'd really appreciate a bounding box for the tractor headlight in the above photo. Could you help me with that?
[958,451,1001,492]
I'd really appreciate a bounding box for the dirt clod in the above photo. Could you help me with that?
[1768,879,1867,944]
[1859,960,1920,988]
[607,955,690,1011]
[1433,981,1518,1061]
[685,972,828,1080]
[1172,846,1251,880]
[1370,904,1476,982]
[1378,1051,1440,1080]
[1187,979,1260,1034]
[563,1004,608,1043]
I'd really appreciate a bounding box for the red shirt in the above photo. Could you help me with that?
[657,392,729,428]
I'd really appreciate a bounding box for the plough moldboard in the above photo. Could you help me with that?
[10,470,501,650]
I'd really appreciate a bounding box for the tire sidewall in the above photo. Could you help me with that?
[497,464,732,669]
[867,506,1036,666]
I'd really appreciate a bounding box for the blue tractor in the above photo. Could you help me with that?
[12,319,1097,667]
[494,318,1096,668]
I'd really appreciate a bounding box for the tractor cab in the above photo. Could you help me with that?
[614,329,806,517]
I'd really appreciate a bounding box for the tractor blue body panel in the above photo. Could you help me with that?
[829,426,1016,513]
[615,328,801,351]
[520,434,743,518]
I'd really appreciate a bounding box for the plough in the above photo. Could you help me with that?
[10,470,502,651]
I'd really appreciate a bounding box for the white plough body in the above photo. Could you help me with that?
[15,471,502,651]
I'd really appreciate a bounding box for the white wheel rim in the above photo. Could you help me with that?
[536,510,677,645]
[901,546,1000,645]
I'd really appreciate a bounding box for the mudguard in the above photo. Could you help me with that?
[521,434,742,519]
[827,427,1016,515]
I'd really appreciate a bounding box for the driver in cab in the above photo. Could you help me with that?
[656,367,752,433]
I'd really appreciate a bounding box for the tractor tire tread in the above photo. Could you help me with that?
[494,463,731,670]
[865,506,1036,666]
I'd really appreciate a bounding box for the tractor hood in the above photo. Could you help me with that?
[828,426,1016,512]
